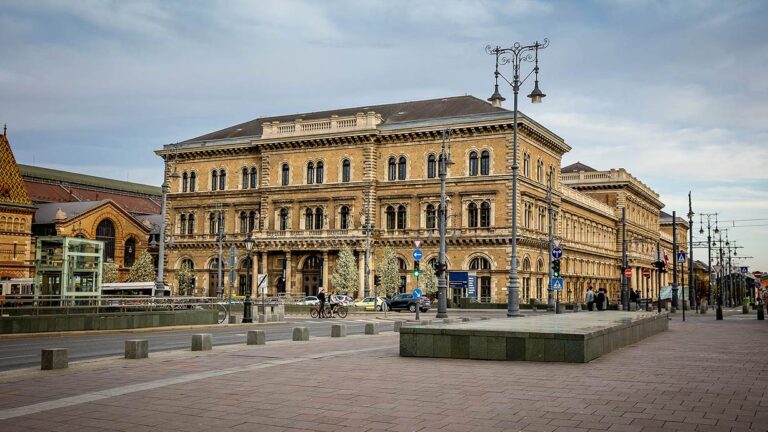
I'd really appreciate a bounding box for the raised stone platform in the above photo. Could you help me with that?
[399,311,668,363]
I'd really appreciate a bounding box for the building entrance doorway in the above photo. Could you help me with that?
[303,256,321,296]
[208,258,221,297]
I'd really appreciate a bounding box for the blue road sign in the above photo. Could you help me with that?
[677,252,686,263]
[412,288,423,299]
[413,249,423,260]
[552,247,563,259]
[551,278,564,291]
[740,266,749,274]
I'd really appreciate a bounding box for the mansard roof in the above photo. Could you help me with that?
[182,95,507,143]
[561,162,596,173]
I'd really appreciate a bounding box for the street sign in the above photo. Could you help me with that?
[553,239,562,248]
[624,268,632,278]
[551,278,564,291]
[414,240,421,248]
[552,247,563,259]
[257,274,268,294]
[740,266,749,274]
[754,271,763,278]
[713,265,723,273]
[412,249,423,260]
[677,252,686,264]
[642,268,651,278]
[412,288,423,299]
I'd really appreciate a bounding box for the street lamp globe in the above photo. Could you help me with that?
[527,83,546,103]
[245,232,255,251]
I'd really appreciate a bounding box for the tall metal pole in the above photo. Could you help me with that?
[657,241,662,313]
[217,208,224,298]
[363,191,372,298]
[673,211,678,313]
[155,157,170,296]
[436,129,450,318]
[688,193,695,309]
[547,178,554,311]
[727,237,733,308]
[621,208,628,310]
[707,217,712,308]
[716,230,724,319]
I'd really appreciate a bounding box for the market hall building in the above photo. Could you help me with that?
[157,95,687,304]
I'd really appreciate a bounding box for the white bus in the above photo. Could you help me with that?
[101,282,171,297]
[0,278,34,296]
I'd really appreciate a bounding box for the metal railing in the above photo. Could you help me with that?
[0,295,221,317]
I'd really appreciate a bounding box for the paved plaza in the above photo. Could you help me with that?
[1,313,767,432]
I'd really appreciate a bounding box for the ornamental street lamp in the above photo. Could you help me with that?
[436,129,453,318]
[156,145,180,296]
[242,232,255,323]
[487,39,549,317]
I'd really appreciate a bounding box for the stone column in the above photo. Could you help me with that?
[358,250,365,299]
[322,250,329,293]
[285,251,293,295]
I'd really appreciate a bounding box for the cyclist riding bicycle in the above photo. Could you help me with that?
[328,292,339,318]
[317,288,326,318]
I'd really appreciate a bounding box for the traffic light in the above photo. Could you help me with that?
[654,260,667,273]
[374,275,381,286]
[552,259,561,277]
[413,260,420,277]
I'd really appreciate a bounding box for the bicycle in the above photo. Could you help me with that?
[309,303,348,319]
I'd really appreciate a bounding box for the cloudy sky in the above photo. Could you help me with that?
[2,0,767,271]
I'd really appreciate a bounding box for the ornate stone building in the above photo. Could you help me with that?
[158,95,687,304]
[0,128,35,279]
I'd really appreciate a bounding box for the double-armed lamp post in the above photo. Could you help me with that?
[242,232,255,323]
[487,39,549,317]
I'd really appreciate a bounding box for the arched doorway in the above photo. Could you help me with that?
[303,256,321,296]
[208,258,221,297]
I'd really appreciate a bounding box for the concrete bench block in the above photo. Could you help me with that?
[292,327,309,341]
[124,339,148,359]
[364,322,379,335]
[191,334,212,351]
[228,315,240,324]
[699,304,707,314]
[41,348,68,370]
[393,321,404,332]
[331,324,347,337]
[629,303,638,311]
[247,330,266,345]
[461,317,472,322]
[443,318,459,324]
[743,305,750,314]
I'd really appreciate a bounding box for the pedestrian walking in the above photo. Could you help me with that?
[317,288,326,318]
[596,288,606,311]
[629,289,638,309]
[586,286,595,311]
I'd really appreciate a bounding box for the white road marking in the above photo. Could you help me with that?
[0,355,35,360]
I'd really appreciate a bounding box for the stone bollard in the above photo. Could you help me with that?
[124,340,149,359]
[461,317,472,322]
[393,321,404,332]
[41,348,68,370]
[191,334,212,351]
[247,330,266,345]
[574,303,582,312]
[758,306,765,320]
[531,306,537,313]
[629,303,638,312]
[646,304,654,312]
[699,304,707,314]
[556,304,566,314]
[258,314,268,323]
[364,322,379,335]
[743,304,750,314]
[443,318,459,324]
[480,317,491,320]
[331,324,347,337]
[292,327,309,341]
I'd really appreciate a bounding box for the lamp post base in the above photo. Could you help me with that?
[716,305,723,320]
[242,300,253,323]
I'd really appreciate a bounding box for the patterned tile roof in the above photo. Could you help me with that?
[0,132,33,206]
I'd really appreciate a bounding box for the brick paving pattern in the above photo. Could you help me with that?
[1,315,767,431]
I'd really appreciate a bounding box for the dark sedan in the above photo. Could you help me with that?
[386,293,431,313]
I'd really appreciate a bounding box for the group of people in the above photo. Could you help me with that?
[316,288,341,318]
[586,286,642,311]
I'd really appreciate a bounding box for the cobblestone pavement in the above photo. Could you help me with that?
[1,315,766,431]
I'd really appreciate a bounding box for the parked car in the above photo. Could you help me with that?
[354,296,388,311]
[297,296,320,305]
[332,294,353,305]
[385,293,431,313]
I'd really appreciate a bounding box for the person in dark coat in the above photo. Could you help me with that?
[596,289,606,311]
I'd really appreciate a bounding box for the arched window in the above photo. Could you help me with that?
[242,168,249,189]
[240,211,247,233]
[250,167,257,188]
[480,202,491,227]
[306,162,315,184]
[189,172,196,192]
[536,160,543,182]
[182,172,189,192]
[426,204,436,229]
[398,258,408,271]
[316,161,324,184]
[280,208,289,230]
[180,214,187,235]
[209,213,218,235]
[248,211,256,232]
[481,150,490,175]
[124,238,136,267]
[427,154,436,179]
[219,169,226,190]
[340,206,350,229]
[397,205,406,229]
[469,257,491,270]
[211,170,218,191]
[305,208,313,230]
[187,214,195,235]
[314,207,324,230]
[342,159,350,183]
[282,163,290,186]
[468,202,478,228]
[398,157,406,180]
[96,219,116,261]
[469,151,478,176]
[386,206,395,230]
[388,157,396,181]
